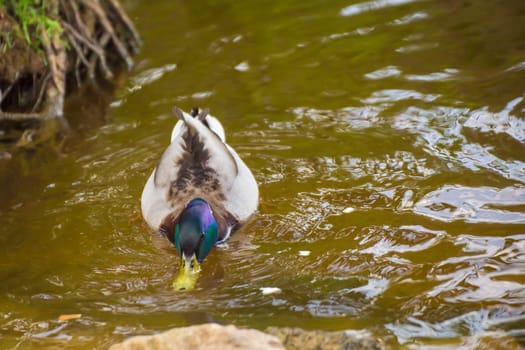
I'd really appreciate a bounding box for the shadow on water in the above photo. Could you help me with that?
[0,75,122,211]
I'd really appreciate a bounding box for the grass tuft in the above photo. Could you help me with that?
[0,0,62,52]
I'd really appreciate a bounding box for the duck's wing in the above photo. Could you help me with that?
[185,108,258,222]
[221,144,259,223]
[141,108,240,230]
[157,107,238,191]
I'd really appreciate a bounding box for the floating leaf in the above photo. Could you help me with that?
[58,314,82,322]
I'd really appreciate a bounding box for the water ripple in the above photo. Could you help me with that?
[392,106,525,183]
[362,89,440,104]
[340,0,419,17]
[364,66,402,80]
[389,11,428,26]
[464,97,525,143]
[414,186,525,224]
[387,306,525,345]
[129,64,177,89]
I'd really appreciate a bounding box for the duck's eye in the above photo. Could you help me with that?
[196,232,205,251]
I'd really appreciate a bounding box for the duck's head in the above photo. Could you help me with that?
[173,198,218,290]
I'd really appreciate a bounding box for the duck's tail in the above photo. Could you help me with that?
[172,106,226,142]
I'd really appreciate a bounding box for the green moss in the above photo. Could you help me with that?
[0,0,62,52]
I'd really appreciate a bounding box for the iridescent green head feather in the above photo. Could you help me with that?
[174,198,218,262]
[172,198,218,291]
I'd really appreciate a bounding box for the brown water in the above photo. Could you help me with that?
[1,0,525,348]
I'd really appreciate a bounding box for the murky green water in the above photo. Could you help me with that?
[1,0,525,348]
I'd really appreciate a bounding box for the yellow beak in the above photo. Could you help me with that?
[172,254,200,291]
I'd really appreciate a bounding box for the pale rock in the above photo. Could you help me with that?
[110,323,285,350]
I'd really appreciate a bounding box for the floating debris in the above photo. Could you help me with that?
[298,250,311,256]
[343,207,355,214]
[234,62,250,72]
[260,287,282,295]
[58,314,82,322]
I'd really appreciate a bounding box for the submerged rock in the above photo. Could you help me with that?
[109,323,285,350]
[266,327,385,350]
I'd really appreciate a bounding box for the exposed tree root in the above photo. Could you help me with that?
[0,0,140,148]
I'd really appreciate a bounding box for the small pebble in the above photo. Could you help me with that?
[343,207,355,214]
[260,287,282,295]
[298,250,311,257]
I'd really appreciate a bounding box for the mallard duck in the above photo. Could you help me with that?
[141,107,259,290]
